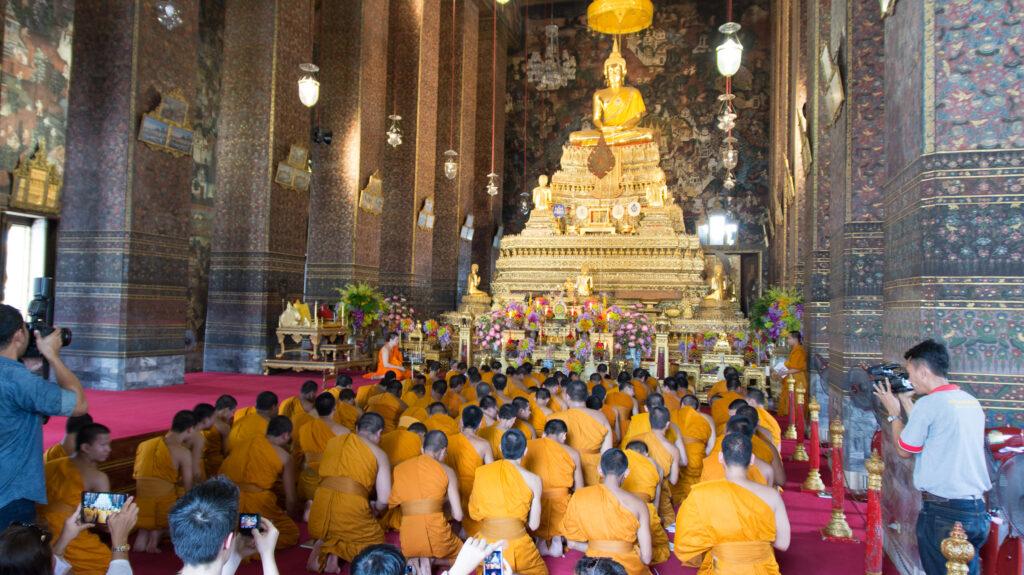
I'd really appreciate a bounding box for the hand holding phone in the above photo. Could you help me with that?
[239,513,260,535]
[81,492,128,526]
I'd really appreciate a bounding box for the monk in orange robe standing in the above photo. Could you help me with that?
[308,413,392,574]
[44,414,93,463]
[298,393,350,510]
[522,418,583,558]
[675,433,790,574]
[447,406,494,538]
[560,448,653,575]
[469,429,547,575]
[368,332,411,379]
[710,375,745,431]
[556,382,613,485]
[777,331,808,417]
[672,394,716,502]
[227,391,278,452]
[746,388,782,449]
[424,402,460,436]
[219,416,299,549]
[389,430,464,574]
[367,380,407,433]
[39,423,114,574]
[622,441,670,566]
[478,403,517,459]
[133,410,196,553]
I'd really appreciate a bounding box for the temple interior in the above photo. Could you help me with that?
[0,0,1022,574]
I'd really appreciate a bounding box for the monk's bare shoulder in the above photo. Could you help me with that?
[616,488,648,518]
[331,423,351,436]
[738,480,784,511]
[362,436,391,469]
[579,407,610,427]
[560,442,582,466]
[518,465,542,495]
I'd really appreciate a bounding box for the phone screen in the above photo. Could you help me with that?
[483,549,503,575]
[239,513,260,535]
[81,492,127,525]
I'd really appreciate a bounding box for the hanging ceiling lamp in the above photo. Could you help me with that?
[485,1,500,199]
[586,0,654,35]
[443,150,459,180]
[442,0,459,179]
[716,22,743,77]
[156,0,183,30]
[297,63,320,108]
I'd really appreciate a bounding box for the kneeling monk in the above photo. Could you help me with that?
[308,413,391,573]
[389,430,463,574]
[522,418,583,557]
[560,448,653,575]
[219,415,299,549]
[469,429,547,575]
[674,433,790,574]
[133,410,196,553]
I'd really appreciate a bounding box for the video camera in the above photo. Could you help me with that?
[23,277,71,359]
[865,362,913,394]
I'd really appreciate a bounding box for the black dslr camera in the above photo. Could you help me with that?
[865,363,913,394]
[23,277,71,359]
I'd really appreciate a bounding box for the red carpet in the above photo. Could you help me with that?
[44,372,897,574]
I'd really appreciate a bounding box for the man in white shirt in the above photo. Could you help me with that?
[874,339,990,575]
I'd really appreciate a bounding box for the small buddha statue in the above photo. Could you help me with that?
[467,263,484,295]
[563,276,577,300]
[569,39,654,147]
[704,261,729,301]
[576,265,595,298]
[532,174,552,211]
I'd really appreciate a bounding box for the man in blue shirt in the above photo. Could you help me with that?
[874,339,990,575]
[0,303,88,529]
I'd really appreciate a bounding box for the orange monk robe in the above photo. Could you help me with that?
[425,412,460,437]
[707,380,728,400]
[671,407,713,501]
[219,435,298,548]
[513,419,537,439]
[631,379,650,406]
[558,409,609,486]
[446,433,485,535]
[298,419,342,501]
[400,389,419,407]
[560,485,649,575]
[444,369,461,383]
[279,396,313,427]
[133,437,181,531]
[202,426,226,477]
[460,385,478,403]
[699,438,768,486]
[620,414,679,448]
[367,346,411,379]
[442,390,464,417]
[367,392,404,433]
[355,383,385,409]
[388,455,463,560]
[621,450,670,565]
[756,406,782,449]
[778,344,808,417]
[227,412,268,452]
[549,396,564,413]
[233,406,256,421]
[663,393,681,411]
[602,404,624,445]
[332,400,362,430]
[606,390,635,429]
[38,458,111,575]
[674,480,780,574]
[481,371,495,384]
[380,428,423,467]
[528,406,548,437]
[469,461,548,575]
[478,425,505,459]
[631,431,678,527]
[522,438,575,541]
[309,433,385,561]
[44,442,68,463]
[711,391,744,430]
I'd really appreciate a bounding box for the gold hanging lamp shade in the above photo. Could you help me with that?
[587,0,654,35]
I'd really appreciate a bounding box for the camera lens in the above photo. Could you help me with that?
[61,327,72,347]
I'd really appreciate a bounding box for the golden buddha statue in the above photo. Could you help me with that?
[569,39,654,147]
[576,265,595,297]
[532,174,552,210]
[704,260,732,302]
[467,263,484,295]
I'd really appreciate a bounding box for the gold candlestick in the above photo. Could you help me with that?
[783,375,797,440]
[793,387,809,461]
[801,397,826,491]
[941,522,974,575]
[822,420,854,540]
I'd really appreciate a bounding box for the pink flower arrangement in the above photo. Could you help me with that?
[382,295,416,333]
[613,304,653,357]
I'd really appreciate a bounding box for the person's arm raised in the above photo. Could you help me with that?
[36,328,87,416]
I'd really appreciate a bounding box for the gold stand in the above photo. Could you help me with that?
[941,522,974,575]
[823,508,854,539]
[783,376,797,440]
[801,398,826,491]
[792,388,809,461]
[822,420,855,540]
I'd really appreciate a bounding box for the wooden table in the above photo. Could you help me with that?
[275,324,346,361]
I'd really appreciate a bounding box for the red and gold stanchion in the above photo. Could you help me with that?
[865,450,885,574]
[783,375,797,440]
[801,398,826,492]
[793,387,808,461]
[822,419,857,543]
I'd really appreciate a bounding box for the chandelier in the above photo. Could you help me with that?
[716,0,742,192]
[155,0,183,30]
[386,115,403,148]
[527,25,576,91]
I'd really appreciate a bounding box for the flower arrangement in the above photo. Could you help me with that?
[423,319,440,338]
[503,301,526,325]
[573,337,592,363]
[437,324,453,349]
[474,310,505,351]
[335,283,386,328]
[382,295,416,333]
[750,287,804,342]
[613,304,653,357]
[524,310,542,332]
[576,312,595,333]
[565,359,584,374]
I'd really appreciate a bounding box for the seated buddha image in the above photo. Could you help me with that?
[569,40,655,147]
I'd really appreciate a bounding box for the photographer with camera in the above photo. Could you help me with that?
[873,339,990,575]
[0,303,87,530]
